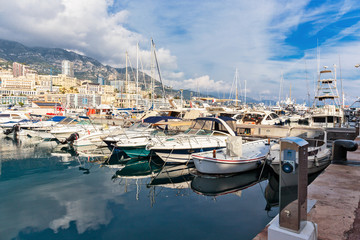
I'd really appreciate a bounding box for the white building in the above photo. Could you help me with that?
[66,94,101,108]
[62,60,74,77]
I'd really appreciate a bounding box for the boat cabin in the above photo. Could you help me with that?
[239,111,281,125]
[185,117,237,136]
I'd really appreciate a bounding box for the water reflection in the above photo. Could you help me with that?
[0,136,323,240]
[148,164,194,189]
[191,168,268,197]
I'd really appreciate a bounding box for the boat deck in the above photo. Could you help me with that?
[253,137,360,240]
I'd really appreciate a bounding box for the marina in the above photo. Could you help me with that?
[1,2,360,239]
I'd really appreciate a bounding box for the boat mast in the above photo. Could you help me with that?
[235,68,238,107]
[150,39,155,108]
[289,83,292,100]
[136,42,139,108]
[151,39,166,103]
[244,79,247,105]
[305,60,310,107]
[339,55,344,109]
[278,72,283,106]
[125,51,129,108]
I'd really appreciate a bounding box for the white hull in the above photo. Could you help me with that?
[22,129,54,139]
[154,151,196,163]
[193,156,265,174]
[151,135,228,164]
[192,140,270,174]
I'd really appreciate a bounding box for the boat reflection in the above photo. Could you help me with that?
[191,167,269,197]
[111,159,162,180]
[148,164,195,189]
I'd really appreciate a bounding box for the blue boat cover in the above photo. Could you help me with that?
[143,116,180,123]
[48,116,67,122]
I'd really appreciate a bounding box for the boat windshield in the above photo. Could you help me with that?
[185,119,234,135]
[242,113,264,123]
[59,117,78,125]
[128,122,150,130]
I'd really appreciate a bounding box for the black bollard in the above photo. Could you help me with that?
[332,140,358,163]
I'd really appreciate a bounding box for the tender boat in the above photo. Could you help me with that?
[192,137,272,174]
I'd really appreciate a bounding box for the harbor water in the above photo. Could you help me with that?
[0,136,280,240]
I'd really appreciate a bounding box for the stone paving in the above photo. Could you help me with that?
[253,138,360,240]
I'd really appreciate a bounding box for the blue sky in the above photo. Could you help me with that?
[0,0,360,103]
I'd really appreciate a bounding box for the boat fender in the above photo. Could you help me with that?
[314,155,319,167]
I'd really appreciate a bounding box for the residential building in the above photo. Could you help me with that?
[1,76,35,90]
[66,94,101,108]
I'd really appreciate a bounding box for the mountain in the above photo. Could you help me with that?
[0,39,122,81]
[0,39,213,100]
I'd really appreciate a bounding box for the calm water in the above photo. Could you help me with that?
[0,136,280,240]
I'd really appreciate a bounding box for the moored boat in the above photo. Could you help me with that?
[148,117,237,164]
[192,137,272,174]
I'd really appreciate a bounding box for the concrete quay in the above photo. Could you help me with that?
[254,138,360,240]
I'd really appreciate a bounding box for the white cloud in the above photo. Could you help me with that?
[0,0,360,101]
[173,75,231,93]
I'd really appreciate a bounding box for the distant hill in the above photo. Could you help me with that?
[0,39,125,81]
[0,39,217,100]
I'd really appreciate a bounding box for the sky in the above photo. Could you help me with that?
[0,0,360,104]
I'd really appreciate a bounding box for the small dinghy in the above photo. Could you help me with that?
[192,136,272,174]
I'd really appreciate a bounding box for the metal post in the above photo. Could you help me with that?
[279,137,308,232]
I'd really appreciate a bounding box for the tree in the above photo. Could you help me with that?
[18,102,24,107]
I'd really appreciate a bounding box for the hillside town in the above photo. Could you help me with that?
[0,60,174,112]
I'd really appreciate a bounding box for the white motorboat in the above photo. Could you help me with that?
[147,117,237,164]
[192,137,272,174]
[102,116,181,152]
[50,116,105,142]
[73,126,121,148]
[0,110,30,124]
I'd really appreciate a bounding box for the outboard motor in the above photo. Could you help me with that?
[332,139,358,163]
[61,132,80,145]
[3,124,20,136]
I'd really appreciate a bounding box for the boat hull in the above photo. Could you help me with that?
[154,147,224,163]
[193,155,265,174]
[121,146,151,158]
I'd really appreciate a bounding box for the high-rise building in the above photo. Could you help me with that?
[61,60,74,77]
[98,76,104,85]
[13,62,25,77]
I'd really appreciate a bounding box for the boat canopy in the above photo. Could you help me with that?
[143,116,180,123]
